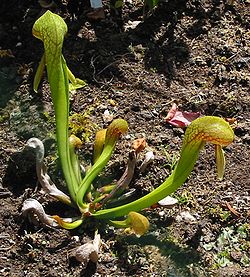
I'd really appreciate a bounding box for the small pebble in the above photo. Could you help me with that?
[158,211,165,217]
[176,211,197,224]
[158,196,178,208]
[72,236,80,242]
[103,109,113,122]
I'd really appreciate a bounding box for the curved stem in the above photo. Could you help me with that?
[92,116,234,220]
[69,135,83,185]
[76,119,128,211]
[76,143,115,211]
[32,11,81,201]
[52,215,83,229]
[49,56,80,201]
[109,219,128,228]
[93,140,203,219]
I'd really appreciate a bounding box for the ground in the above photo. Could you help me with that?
[0,0,249,276]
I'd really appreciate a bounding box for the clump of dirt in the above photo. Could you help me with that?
[0,0,249,276]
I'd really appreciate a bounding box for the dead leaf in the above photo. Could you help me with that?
[165,103,201,127]
[225,201,240,217]
[139,151,154,173]
[132,138,147,153]
[26,138,72,205]
[22,198,58,227]
[73,233,101,266]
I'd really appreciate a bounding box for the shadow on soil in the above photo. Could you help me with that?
[0,0,228,90]
[0,65,20,108]
[3,149,37,196]
[125,234,201,267]
[63,0,228,86]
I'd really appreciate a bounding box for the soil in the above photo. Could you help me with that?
[0,0,249,276]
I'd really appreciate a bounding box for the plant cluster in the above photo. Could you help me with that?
[22,11,234,241]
